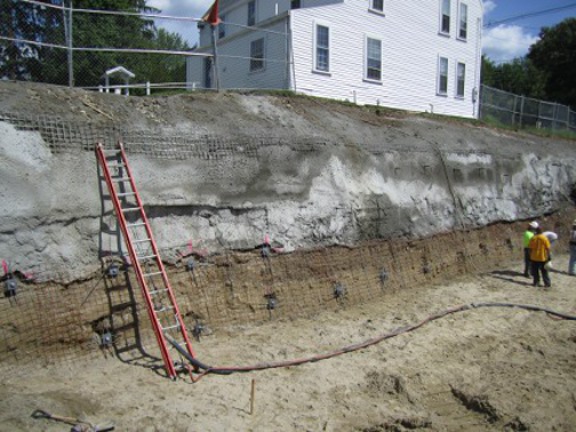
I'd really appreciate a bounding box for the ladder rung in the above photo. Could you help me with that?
[111,177,131,182]
[117,192,136,197]
[134,238,151,244]
[127,222,146,227]
[122,207,140,213]
[136,254,156,260]
[150,288,169,295]
[143,271,162,277]
[162,324,181,331]
[155,305,174,313]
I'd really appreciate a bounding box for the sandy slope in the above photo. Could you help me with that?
[1,254,576,432]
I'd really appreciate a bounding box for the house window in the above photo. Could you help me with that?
[440,0,450,34]
[370,0,384,12]
[366,37,382,81]
[203,57,212,89]
[250,38,265,71]
[291,0,301,9]
[456,62,465,97]
[315,24,330,72]
[458,2,468,40]
[218,14,226,39]
[438,57,448,95]
[247,1,256,26]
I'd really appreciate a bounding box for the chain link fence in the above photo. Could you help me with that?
[3,2,575,134]
[479,85,576,134]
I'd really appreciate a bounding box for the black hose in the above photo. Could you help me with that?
[169,302,576,378]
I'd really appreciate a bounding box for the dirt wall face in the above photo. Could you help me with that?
[2,82,576,432]
[0,80,575,281]
[1,212,573,371]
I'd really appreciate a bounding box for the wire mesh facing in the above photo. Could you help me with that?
[2,214,572,378]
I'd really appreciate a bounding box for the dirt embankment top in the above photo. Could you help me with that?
[1,79,571,157]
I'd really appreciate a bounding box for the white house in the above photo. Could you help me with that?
[187,0,483,118]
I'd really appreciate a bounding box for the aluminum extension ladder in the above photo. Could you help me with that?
[95,142,196,379]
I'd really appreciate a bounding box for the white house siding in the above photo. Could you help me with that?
[290,0,483,118]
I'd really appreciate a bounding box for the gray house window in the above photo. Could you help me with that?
[248,1,256,26]
[250,38,265,71]
[218,14,226,39]
[440,0,451,34]
[291,0,301,9]
[456,62,466,97]
[366,37,382,81]
[438,57,448,95]
[204,57,212,88]
[458,2,468,40]
[315,24,330,72]
[371,0,384,12]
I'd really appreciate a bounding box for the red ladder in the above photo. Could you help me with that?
[96,142,196,379]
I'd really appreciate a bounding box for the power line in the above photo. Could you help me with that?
[484,3,576,28]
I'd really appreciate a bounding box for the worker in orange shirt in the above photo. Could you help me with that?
[529,227,551,288]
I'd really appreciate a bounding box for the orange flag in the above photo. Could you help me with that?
[203,0,221,26]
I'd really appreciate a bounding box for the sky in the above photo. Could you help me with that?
[147,0,576,64]
[482,0,576,63]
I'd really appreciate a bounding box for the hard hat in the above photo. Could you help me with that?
[528,221,539,229]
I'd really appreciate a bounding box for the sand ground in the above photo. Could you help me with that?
[1,254,576,432]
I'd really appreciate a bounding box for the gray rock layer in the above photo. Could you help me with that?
[0,82,574,280]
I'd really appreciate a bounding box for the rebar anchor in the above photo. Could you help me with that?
[379,268,388,289]
[4,276,17,298]
[192,320,204,341]
[333,282,346,300]
[265,292,278,310]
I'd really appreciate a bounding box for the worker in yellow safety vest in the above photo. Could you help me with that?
[529,227,551,288]
[523,221,538,277]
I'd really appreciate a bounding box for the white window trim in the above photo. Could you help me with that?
[364,34,383,83]
[437,56,449,96]
[439,0,451,36]
[455,61,466,98]
[312,20,331,75]
[250,37,266,73]
[369,0,385,16]
[457,2,468,41]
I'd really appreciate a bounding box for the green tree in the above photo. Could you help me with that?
[482,56,545,98]
[528,18,576,109]
[145,28,190,84]
[71,0,159,87]
[1,1,191,87]
[481,55,497,87]
[0,0,64,81]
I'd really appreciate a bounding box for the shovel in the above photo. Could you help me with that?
[31,409,115,431]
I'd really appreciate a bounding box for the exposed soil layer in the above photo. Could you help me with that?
[1,212,576,431]
[1,250,576,432]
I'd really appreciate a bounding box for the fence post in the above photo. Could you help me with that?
[512,95,518,127]
[64,0,74,87]
[519,95,525,128]
[210,25,221,92]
